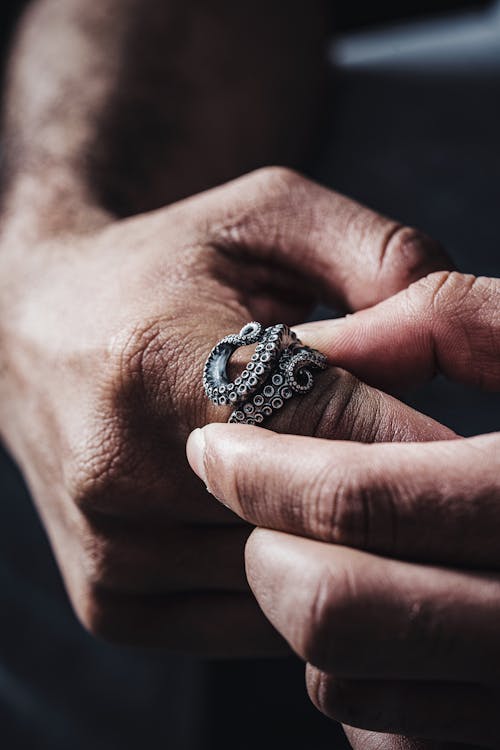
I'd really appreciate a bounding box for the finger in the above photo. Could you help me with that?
[78,517,251,594]
[294,271,500,391]
[71,586,285,656]
[188,427,500,567]
[307,668,497,748]
[201,312,461,432]
[195,360,456,475]
[186,423,500,568]
[244,529,500,682]
[188,167,453,310]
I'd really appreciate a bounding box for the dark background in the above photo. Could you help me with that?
[335,0,491,28]
[1,2,500,749]
[0,1,494,51]
[0,1,494,79]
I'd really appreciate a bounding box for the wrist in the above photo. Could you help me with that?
[0,167,112,252]
[0,174,110,446]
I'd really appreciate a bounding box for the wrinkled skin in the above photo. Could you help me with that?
[0,167,452,656]
[189,270,500,746]
[0,3,475,747]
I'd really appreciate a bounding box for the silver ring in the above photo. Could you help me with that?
[203,322,328,425]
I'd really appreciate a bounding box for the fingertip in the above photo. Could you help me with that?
[188,423,273,511]
[186,427,208,484]
[245,528,297,574]
[245,526,276,556]
[186,423,242,486]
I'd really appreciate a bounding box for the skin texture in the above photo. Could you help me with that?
[187,270,500,746]
[0,166,452,655]
[0,1,469,747]
[0,0,329,222]
[0,0,333,655]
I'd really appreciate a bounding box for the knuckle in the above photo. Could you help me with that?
[66,319,187,515]
[117,319,167,402]
[411,271,500,386]
[406,269,462,329]
[67,420,133,514]
[413,270,481,313]
[245,166,312,230]
[216,166,316,254]
[118,317,206,428]
[64,327,150,513]
[379,225,448,288]
[248,165,306,194]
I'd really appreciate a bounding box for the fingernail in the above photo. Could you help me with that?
[186,428,207,485]
[293,317,348,338]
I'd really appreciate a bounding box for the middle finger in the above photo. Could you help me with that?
[244,529,500,683]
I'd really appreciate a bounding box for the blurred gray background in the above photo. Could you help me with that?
[1,2,500,748]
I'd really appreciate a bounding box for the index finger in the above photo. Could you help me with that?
[295,272,500,390]
[176,167,453,311]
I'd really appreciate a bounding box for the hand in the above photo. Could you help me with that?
[0,168,450,654]
[187,270,500,741]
